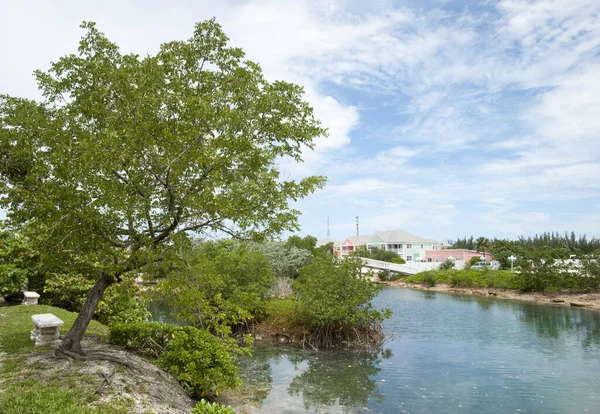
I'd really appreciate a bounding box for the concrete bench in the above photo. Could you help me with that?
[23,291,40,305]
[31,314,64,347]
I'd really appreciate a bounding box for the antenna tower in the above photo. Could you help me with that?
[327,216,330,237]
[356,216,359,236]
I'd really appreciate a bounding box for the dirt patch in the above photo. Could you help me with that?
[24,337,196,414]
[385,280,600,311]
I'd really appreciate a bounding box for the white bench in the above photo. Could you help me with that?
[23,291,40,305]
[31,314,64,347]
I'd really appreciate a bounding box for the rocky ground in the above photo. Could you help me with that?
[385,280,600,311]
[23,337,197,414]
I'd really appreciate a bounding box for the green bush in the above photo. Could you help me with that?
[407,269,521,290]
[378,270,391,281]
[294,255,389,328]
[192,399,238,414]
[421,272,437,287]
[158,240,274,336]
[439,259,454,271]
[109,322,243,396]
[44,274,149,325]
[0,227,37,295]
[292,255,391,348]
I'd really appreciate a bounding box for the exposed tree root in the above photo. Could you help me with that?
[54,348,140,372]
[299,322,388,350]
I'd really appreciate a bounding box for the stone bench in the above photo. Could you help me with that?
[23,291,40,305]
[31,314,64,347]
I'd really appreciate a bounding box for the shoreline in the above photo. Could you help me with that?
[381,280,600,311]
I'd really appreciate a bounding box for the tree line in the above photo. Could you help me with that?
[450,232,600,255]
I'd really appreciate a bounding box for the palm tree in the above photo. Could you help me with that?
[476,237,490,261]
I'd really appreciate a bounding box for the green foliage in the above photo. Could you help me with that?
[44,274,150,325]
[192,400,238,414]
[353,246,405,264]
[158,241,274,336]
[110,322,244,396]
[256,240,312,279]
[406,269,521,290]
[469,256,483,266]
[579,254,600,292]
[43,273,94,310]
[0,224,38,295]
[438,258,455,271]
[421,272,437,287]
[284,235,317,252]
[378,270,392,281]
[475,237,490,257]
[516,258,598,293]
[0,19,326,350]
[452,232,600,258]
[96,278,151,325]
[293,255,390,328]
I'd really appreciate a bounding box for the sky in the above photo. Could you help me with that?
[1,0,599,242]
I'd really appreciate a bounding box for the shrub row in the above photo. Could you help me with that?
[406,259,600,293]
[405,269,521,289]
[109,322,241,397]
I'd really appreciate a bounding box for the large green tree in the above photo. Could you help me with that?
[0,20,326,353]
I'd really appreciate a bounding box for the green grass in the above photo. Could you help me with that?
[0,305,129,414]
[405,269,521,290]
[0,304,108,354]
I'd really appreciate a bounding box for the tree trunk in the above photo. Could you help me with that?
[59,272,115,354]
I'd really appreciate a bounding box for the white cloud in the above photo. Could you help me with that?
[1,0,599,239]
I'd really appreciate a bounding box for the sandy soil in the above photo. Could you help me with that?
[384,280,600,311]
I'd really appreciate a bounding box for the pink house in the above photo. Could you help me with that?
[424,249,493,263]
[339,235,371,256]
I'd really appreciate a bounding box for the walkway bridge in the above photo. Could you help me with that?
[359,257,440,276]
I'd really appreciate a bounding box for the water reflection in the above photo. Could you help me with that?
[287,350,387,410]
[518,304,600,350]
[235,346,390,412]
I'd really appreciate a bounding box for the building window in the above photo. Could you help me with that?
[407,244,412,249]
[427,258,432,262]
[421,244,424,249]
[407,256,412,261]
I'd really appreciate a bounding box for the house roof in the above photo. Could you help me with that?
[347,235,372,245]
[369,229,436,244]
[316,238,340,247]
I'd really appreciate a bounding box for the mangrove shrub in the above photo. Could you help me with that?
[293,255,391,348]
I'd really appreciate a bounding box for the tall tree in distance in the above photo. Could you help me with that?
[0,20,326,353]
[475,237,490,260]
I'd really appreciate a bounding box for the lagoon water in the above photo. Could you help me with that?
[236,288,600,413]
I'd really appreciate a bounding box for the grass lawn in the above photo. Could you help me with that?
[0,304,134,414]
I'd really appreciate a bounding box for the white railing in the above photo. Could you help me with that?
[359,257,440,275]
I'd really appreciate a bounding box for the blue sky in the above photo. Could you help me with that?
[1,0,599,242]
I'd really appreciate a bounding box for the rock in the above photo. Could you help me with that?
[570,302,588,307]
[552,298,565,303]
[488,292,497,296]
